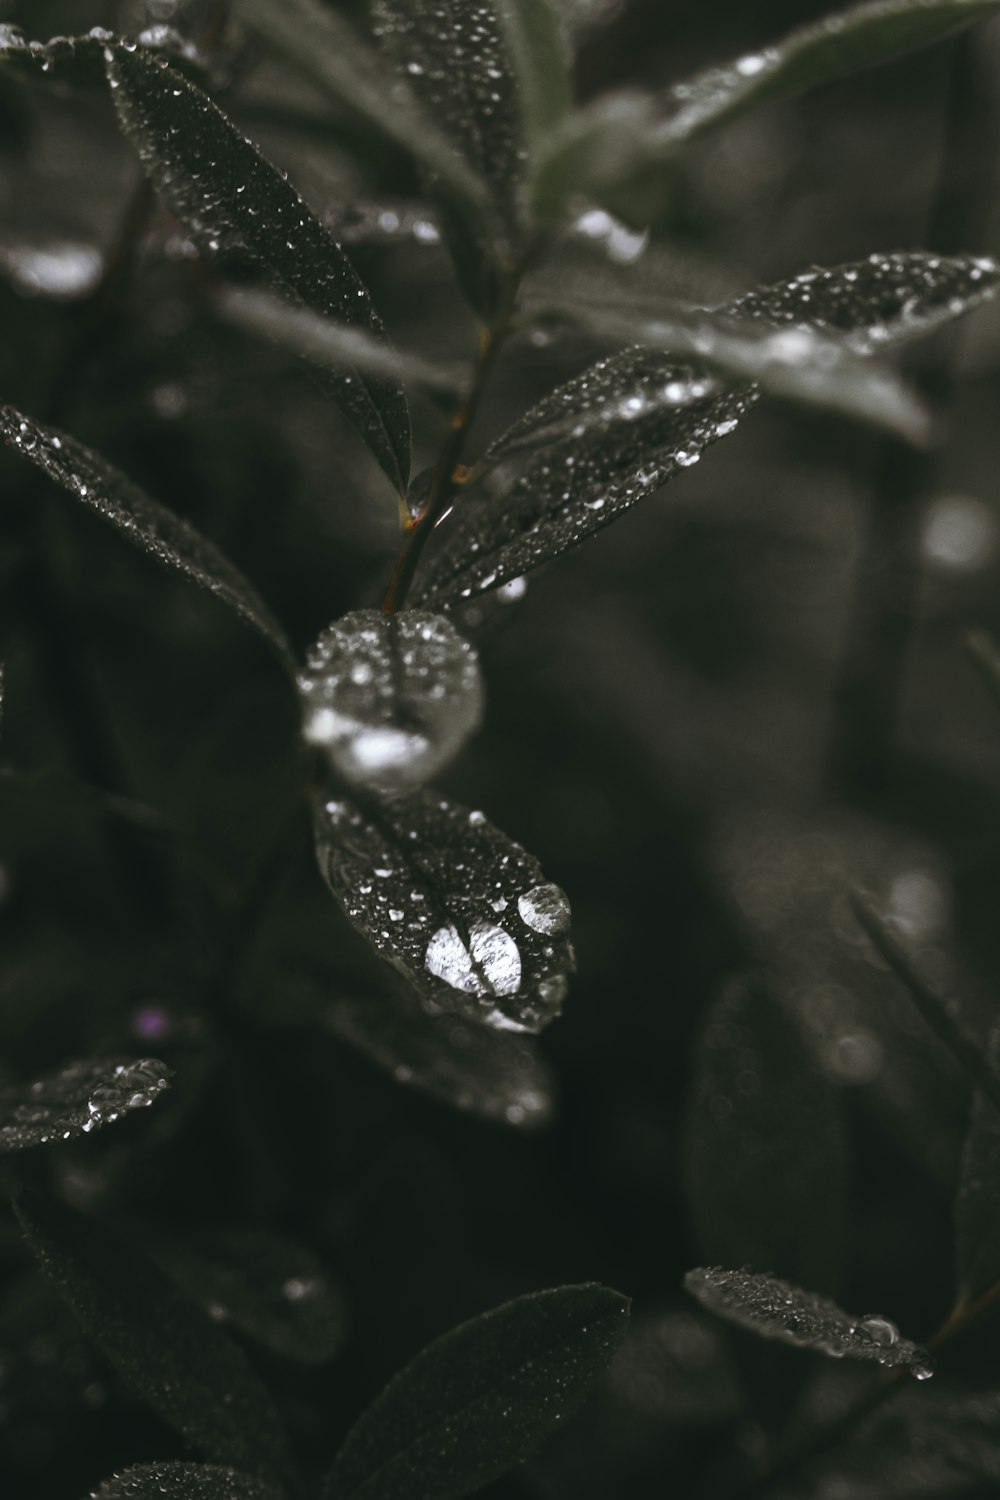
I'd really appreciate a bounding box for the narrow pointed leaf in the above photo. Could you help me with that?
[299,610,483,793]
[0,24,204,89]
[104,45,410,493]
[967,627,1000,713]
[0,1057,172,1153]
[312,789,575,1034]
[14,1192,292,1483]
[494,0,573,162]
[1,407,295,673]
[956,1022,1000,1305]
[413,351,756,607]
[683,978,848,1291]
[685,1267,933,1376]
[322,1284,629,1500]
[89,1464,285,1500]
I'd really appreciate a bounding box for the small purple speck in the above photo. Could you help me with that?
[133,1005,170,1040]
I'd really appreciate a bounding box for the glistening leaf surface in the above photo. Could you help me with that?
[494,0,572,163]
[14,1193,292,1482]
[322,1284,629,1500]
[89,1463,285,1500]
[685,1267,933,1376]
[312,790,575,1034]
[0,407,295,674]
[0,24,205,89]
[0,1057,172,1153]
[299,610,484,792]
[105,45,410,493]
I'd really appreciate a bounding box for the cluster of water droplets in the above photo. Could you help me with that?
[89,1461,283,1500]
[299,609,483,792]
[0,1056,172,1151]
[325,199,442,248]
[686,1267,934,1379]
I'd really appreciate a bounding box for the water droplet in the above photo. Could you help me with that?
[517,884,572,936]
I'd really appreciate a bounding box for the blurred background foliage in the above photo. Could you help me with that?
[4,1,1000,1497]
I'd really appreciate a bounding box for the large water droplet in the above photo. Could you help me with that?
[517,884,572,936]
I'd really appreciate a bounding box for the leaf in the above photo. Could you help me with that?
[412,350,757,607]
[967,627,1000,713]
[14,1192,293,1483]
[0,407,296,676]
[89,1463,286,1500]
[299,610,484,793]
[685,1267,934,1377]
[104,45,411,494]
[312,789,575,1034]
[956,1020,1000,1305]
[325,978,555,1127]
[219,289,462,395]
[160,1228,347,1365]
[322,1284,629,1500]
[682,977,848,1292]
[0,24,205,89]
[494,0,573,164]
[0,1056,172,1154]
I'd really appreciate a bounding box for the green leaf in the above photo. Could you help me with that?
[494,0,573,165]
[104,45,411,494]
[685,1267,934,1376]
[322,1284,629,1500]
[312,788,575,1034]
[0,1056,172,1153]
[14,1192,293,1483]
[682,977,848,1292]
[299,610,483,793]
[956,1022,1000,1305]
[0,24,205,89]
[89,1463,285,1500]
[0,407,296,675]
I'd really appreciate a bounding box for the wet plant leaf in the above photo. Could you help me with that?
[322,1284,629,1500]
[685,1267,934,1377]
[0,24,204,89]
[955,1021,1000,1305]
[312,789,575,1033]
[413,351,756,607]
[89,1463,285,1500]
[14,1192,293,1483]
[682,977,848,1292]
[966,627,1000,714]
[0,1056,172,1153]
[494,0,573,166]
[299,610,483,793]
[104,45,411,494]
[0,407,296,675]
[160,1228,347,1365]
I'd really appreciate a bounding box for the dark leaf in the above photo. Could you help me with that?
[312,789,575,1033]
[0,407,296,675]
[494,0,573,167]
[956,1021,1000,1305]
[682,976,848,1292]
[322,1284,629,1500]
[0,1056,172,1153]
[966,627,1000,714]
[89,1463,285,1500]
[685,1267,933,1376]
[105,45,411,493]
[160,1228,347,1365]
[299,610,483,793]
[412,350,756,607]
[0,24,205,89]
[14,1192,293,1483]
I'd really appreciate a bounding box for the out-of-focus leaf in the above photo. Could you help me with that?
[413,351,756,607]
[89,1463,285,1500]
[955,1021,1000,1305]
[495,0,573,166]
[299,610,483,793]
[682,977,848,1292]
[0,407,296,675]
[236,0,488,217]
[105,45,411,494]
[0,1057,172,1153]
[322,1284,629,1500]
[0,24,204,89]
[312,789,575,1034]
[160,1228,347,1365]
[219,289,462,395]
[324,978,555,1127]
[685,1267,934,1376]
[14,1193,292,1483]
[967,628,1000,713]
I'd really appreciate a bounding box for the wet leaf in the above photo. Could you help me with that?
[0,24,204,90]
[685,1267,934,1377]
[682,977,848,1292]
[299,610,483,793]
[14,1192,292,1483]
[0,407,296,675]
[494,0,573,166]
[413,350,756,607]
[966,627,1000,714]
[105,45,411,494]
[312,789,575,1033]
[89,1463,285,1500]
[322,1284,629,1500]
[956,1021,1000,1305]
[0,1057,172,1154]
[325,978,555,1127]
[160,1228,347,1365]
